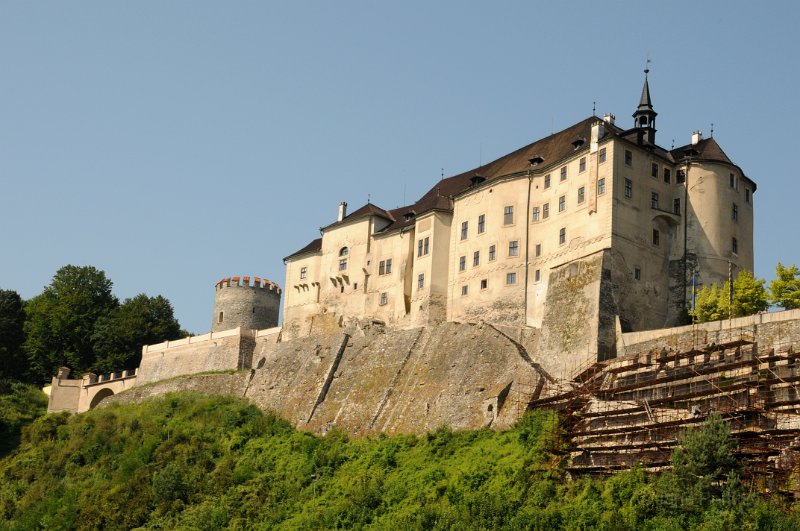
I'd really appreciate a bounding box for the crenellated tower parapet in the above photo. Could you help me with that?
[212,275,281,332]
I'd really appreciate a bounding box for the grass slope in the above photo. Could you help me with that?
[0,393,798,530]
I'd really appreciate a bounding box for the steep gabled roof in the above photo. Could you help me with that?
[670,137,733,165]
[320,202,395,232]
[284,237,322,262]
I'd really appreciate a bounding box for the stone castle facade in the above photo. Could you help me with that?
[282,72,755,371]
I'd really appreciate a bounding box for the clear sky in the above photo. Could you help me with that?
[1,1,797,333]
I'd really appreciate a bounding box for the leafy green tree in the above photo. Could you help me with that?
[691,270,768,322]
[0,290,27,381]
[23,265,118,382]
[769,262,800,310]
[92,294,183,373]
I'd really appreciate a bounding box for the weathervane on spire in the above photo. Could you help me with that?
[644,57,651,75]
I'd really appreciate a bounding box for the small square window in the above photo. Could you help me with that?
[509,240,519,257]
[503,206,514,225]
[339,258,348,271]
[461,221,468,240]
[480,279,488,290]
[598,178,606,195]
[558,195,566,212]
[418,273,425,289]
[535,269,541,282]
[732,237,738,254]
[652,229,660,246]
[300,266,307,279]
[577,186,585,204]
[634,267,641,280]
[461,285,468,296]
[535,243,541,257]
[478,214,486,234]
[473,250,480,267]
[506,272,517,285]
[599,147,607,163]
[651,162,658,178]
[624,149,632,165]
[664,168,671,184]
[624,178,633,198]
[488,245,496,261]
[379,292,388,305]
[676,169,686,184]
[579,157,586,173]
[532,206,540,222]
[560,166,567,181]
[459,256,466,272]
[559,227,566,246]
[543,203,550,219]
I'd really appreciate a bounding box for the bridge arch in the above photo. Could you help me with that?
[89,388,115,409]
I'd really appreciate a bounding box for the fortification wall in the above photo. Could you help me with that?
[101,372,250,408]
[212,276,281,333]
[137,327,255,385]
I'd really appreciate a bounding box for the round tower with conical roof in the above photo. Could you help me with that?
[212,276,281,332]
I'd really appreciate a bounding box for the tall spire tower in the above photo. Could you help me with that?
[632,65,657,145]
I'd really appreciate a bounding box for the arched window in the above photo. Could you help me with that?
[339,247,349,257]
[338,247,348,271]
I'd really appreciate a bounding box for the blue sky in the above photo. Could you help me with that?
[1,1,797,333]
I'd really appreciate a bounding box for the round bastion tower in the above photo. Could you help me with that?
[212,276,282,332]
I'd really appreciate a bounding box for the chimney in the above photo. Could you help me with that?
[590,121,605,153]
[603,113,615,125]
[338,201,348,222]
[691,130,703,145]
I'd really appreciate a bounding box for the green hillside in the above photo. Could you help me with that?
[1,393,798,530]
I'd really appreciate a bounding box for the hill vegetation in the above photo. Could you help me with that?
[1,393,799,530]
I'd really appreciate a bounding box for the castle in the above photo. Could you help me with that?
[282,71,755,371]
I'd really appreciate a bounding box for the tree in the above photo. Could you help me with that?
[91,294,183,373]
[23,265,118,382]
[769,262,800,310]
[691,270,768,323]
[0,290,27,381]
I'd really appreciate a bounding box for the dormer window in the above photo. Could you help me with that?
[572,139,585,150]
[404,211,416,221]
[470,174,486,186]
[528,156,544,166]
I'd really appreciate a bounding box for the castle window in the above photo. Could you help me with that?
[544,174,551,189]
[543,202,550,219]
[558,195,566,212]
[535,243,541,257]
[560,166,567,181]
[418,237,430,257]
[598,178,606,195]
[599,147,607,163]
[664,168,671,183]
[651,192,659,209]
[624,150,632,166]
[535,269,541,282]
[579,157,586,173]
[386,259,392,274]
[459,256,466,271]
[339,247,349,257]
[729,173,737,189]
[379,261,386,275]
[508,240,519,257]
[559,228,566,246]
[676,169,686,184]
[478,214,486,234]
[651,163,659,178]
[473,251,480,267]
[732,203,738,221]
[339,258,347,271]
[506,272,517,285]
[673,198,681,215]
[353,283,358,290]
[732,237,738,254]
[418,273,425,290]
[624,178,633,198]
[218,311,223,323]
[461,285,468,296]
[503,206,514,225]
[652,229,660,246]
[745,188,751,203]
[532,206,540,222]
[379,292,388,306]
[577,186,585,204]
[300,267,307,279]
[634,267,641,280]
[480,279,488,290]
[461,221,468,240]
[489,245,496,261]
